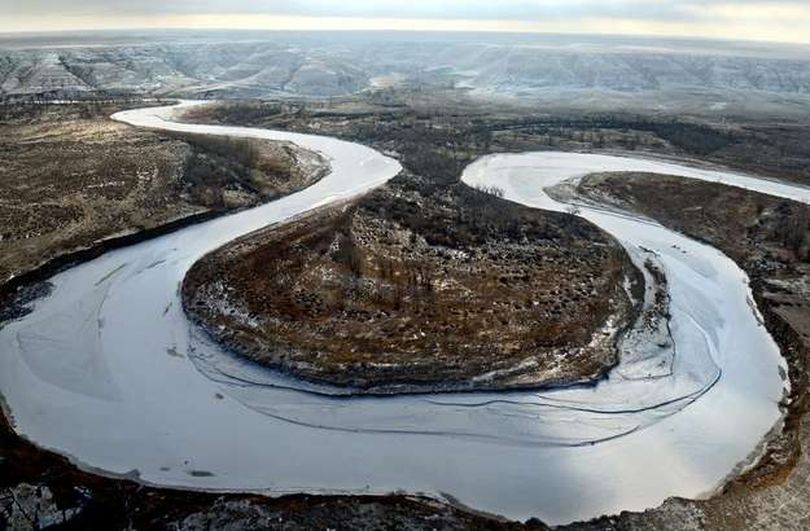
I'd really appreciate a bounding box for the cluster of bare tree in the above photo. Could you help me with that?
[334,230,365,278]
[472,184,505,198]
[502,114,735,155]
[777,203,810,261]
[374,255,435,309]
[171,132,276,209]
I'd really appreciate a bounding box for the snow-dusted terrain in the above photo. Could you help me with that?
[3,32,810,111]
[0,102,805,524]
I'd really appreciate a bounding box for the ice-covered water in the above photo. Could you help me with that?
[0,103,802,524]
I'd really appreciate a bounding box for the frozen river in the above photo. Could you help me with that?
[1,102,806,524]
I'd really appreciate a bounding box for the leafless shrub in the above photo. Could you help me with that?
[779,205,810,261]
[473,184,505,198]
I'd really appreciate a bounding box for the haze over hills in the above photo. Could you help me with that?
[2,31,810,115]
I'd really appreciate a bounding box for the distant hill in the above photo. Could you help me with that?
[2,31,809,112]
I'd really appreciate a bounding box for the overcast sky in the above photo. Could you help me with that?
[1,0,809,44]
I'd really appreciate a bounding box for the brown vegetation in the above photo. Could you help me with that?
[183,178,638,393]
[184,92,810,189]
[0,103,326,285]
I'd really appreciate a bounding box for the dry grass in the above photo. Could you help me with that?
[0,105,326,283]
[184,184,638,393]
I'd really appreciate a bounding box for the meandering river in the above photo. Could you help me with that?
[1,102,805,524]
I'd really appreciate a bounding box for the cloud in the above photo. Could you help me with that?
[2,0,804,21]
[1,0,809,44]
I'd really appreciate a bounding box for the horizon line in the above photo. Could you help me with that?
[0,27,808,49]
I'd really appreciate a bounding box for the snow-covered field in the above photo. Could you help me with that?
[0,102,804,524]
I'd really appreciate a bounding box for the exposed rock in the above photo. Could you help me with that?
[0,483,86,529]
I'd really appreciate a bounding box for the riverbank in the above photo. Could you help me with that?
[0,101,328,315]
[574,173,810,529]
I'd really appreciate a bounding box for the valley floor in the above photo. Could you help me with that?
[3,92,810,529]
